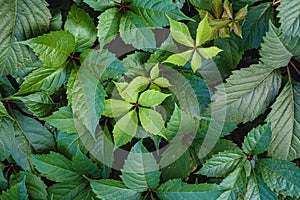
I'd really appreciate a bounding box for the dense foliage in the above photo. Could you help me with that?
[0,0,300,199]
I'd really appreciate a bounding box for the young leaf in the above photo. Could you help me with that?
[121,141,160,192]
[31,152,82,182]
[191,50,202,72]
[83,0,116,11]
[138,90,170,107]
[113,110,138,146]
[0,0,50,75]
[139,107,165,135]
[150,64,159,80]
[157,179,224,200]
[64,6,96,52]
[102,99,133,118]
[256,158,300,197]
[0,179,28,200]
[242,123,272,155]
[163,50,194,67]
[196,13,211,46]
[43,106,77,134]
[167,16,194,47]
[267,81,300,161]
[196,150,244,177]
[89,179,142,200]
[20,31,76,68]
[122,76,150,96]
[153,77,172,88]
[197,47,223,59]
[278,0,300,37]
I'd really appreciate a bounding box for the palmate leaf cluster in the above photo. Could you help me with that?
[0,0,300,199]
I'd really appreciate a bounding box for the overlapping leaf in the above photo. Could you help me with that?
[278,0,300,37]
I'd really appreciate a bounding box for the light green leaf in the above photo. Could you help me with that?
[64,6,96,52]
[260,22,293,69]
[163,50,194,67]
[17,66,66,95]
[122,76,150,99]
[196,13,211,46]
[0,0,50,75]
[278,0,300,37]
[20,31,76,68]
[113,110,138,146]
[139,107,165,135]
[242,124,272,155]
[115,82,138,103]
[131,0,190,27]
[206,63,281,123]
[16,92,56,117]
[196,151,244,177]
[0,118,14,161]
[83,0,116,11]
[1,179,28,200]
[150,64,159,80]
[89,179,142,200]
[191,50,202,72]
[121,141,160,192]
[97,7,121,46]
[138,90,170,107]
[267,81,300,160]
[153,77,172,88]
[66,67,77,105]
[48,181,91,200]
[197,46,222,59]
[157,179,224,200]
[31,152,82,182]
[167,16,194,47]
[122,51,148,76]
[102,99,133,118]
[0,102,11,119]
[256,158,300,197]
[120,11,156,49]
[43,106,77,134]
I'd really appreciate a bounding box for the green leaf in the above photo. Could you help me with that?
[20,31,76,68]
[267,81,300,160]
[167,16,194,47]
[122,51,149,76]
[0,118,14,161]
[0,170,8,190]
[122,76,150,97]
[31,152,82,182]
[138,90,170,107]
[66,67,77,105]
[197,47,223,59]
[206,63,281,123]
[0,102,11,120]
[102,99,133,118]
[191,50,202,72]
[196,13,211,46]
[130,0,190,27]
[139,107,165,135]
[150,64,159,80]
[153,77,172,88]
[196,150,244,177]
[0,0,50,75]
[83,0,116,11]
[260,22,293,69]
[89,179,142,200]
[241,2,274,50]
[121,141,160,192]
[120,11,156,49]
[157,179,224,200]
[113,110,138,146]
[1,179,28,200]
[43,106,77,134]
[97,7,121,46]
[64,6,96,52]
[242,124,272,155]
[72,67,106,137]
[278,0,300,37]
[48,181,92,200]
[17,66,67,95]
[56,131,82,158]
[16,92,56,117]
[256,158,300,197]
[163,50,194,67]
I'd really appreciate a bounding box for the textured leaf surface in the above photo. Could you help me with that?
[48,181,91,200]
[242,124,272,155]
[0,0,50,75]
[138,90,170,107]
[121,141,160,192]
[267,81,300,160]
[196,14,211,46]
[278,0,300,37]
[20,31,76,68]
[83,0,115,11]
[90,179,142,200]
[1,179,27,200]
[0,102,11,119]
[102,99,133,118]
[168,16,194,47]
[139,107,165,135]
[0,118,14,161]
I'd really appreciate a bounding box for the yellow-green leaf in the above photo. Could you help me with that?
[196,13,212,46]
[139,107,165,135]
[198,47,222,59]
[102,99,133,118]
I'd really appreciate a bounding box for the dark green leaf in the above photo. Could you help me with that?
[0,102,11,119]
[83,0,116,11]
[56,131,82,158]
[0,118,14,161]
[0,179,28,200]
[0,170,8,190]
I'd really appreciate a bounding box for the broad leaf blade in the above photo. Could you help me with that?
[121,141,160,192]
[139,107,165,135]
[0,102,11,119]
[102,99,133,118]
[163,50,194,67]
[1,179,28,200]
[138,90,170,107]
[83,0,116,11]
[0,118,14,161]
[278,0,300,37]
[196,13,211,46]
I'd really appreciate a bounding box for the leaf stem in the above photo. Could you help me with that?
[289,60,300,76]
[273,0,281,6]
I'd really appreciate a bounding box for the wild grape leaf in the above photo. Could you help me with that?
[43,106,77,134]
[66,67,77,106]
[89,179,142,200]
[242,123,272,155]
[196,14,211,46]
[267,81,300,160]
[0,179,27,200]
[121,141,160,192]
[31,152,82,182]
[65,5,96,52]
[196,150,244,177]
[138,90,171,107]
[256,158,300,197]
[0,0,50,75]
[83,0,116,11]
[17,66,67,95]
[206,63,281,123]
[122,51,149,76]
[139,107,165,135]
[278,0,300,37]
[102,99,133,118]
[0,102,11,119]
[0,118,14,161]
[157,179,224,200]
